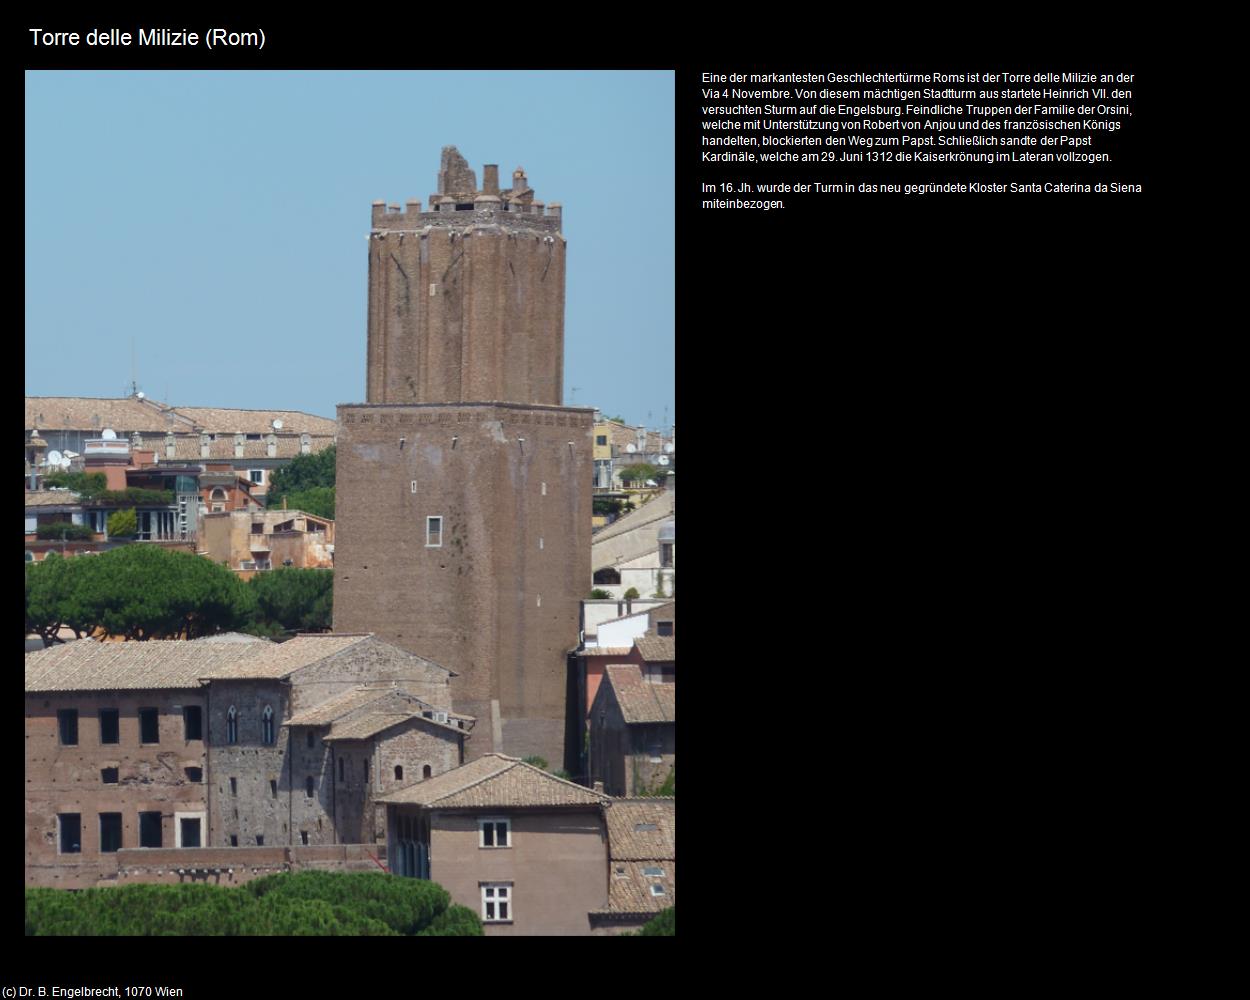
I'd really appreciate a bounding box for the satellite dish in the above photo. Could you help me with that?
[47,450,63,466]
[272,419,283,430]
[101,428,117,440]
[657,455,670,466]
[136,391,145,399]
[626,443,637,454]
[664,443,675,454]
[62,450,79,460]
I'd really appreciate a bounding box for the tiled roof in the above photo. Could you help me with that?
[192,632,273,644]
[634,635,675,663]
[326,712,416,741]
[605,799,675,860]
[376,754,609,808]
[145,434,335,462]
[25,490,82,507]
[166,408,337,436]
[26,397,336,437]
[199,633,373,680]
[287,685,405,725]
[581,646,635,658]
[597,861,676,915]
[25,640,249,692]
[603,665,675,725]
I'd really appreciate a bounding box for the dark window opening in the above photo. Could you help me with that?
[255,834,264,847]
[101,767,119,784]
[99,709,119,745]
[592,567,621,585]
[185,767,202,783]
[230,835,238,847]
[307,731,314,748]
[59,814,81,854]
[139,708,159,744]
[596,435,608,446]
[57,709,78,746]
[301,831,309,845]
[183,705,202,741]
[657,620,674,637]
[395,765,403,781]
[423,765,432,780]
[261,706,275,746]
[338,758,344,781]
[180,818,201,848]
[270,779,278,798]
[306,777,315,798]
[226,707,238,744]
[139,811,162,848]
[363,759,369,782]
[230,777,237,796]
[455,202,474,210]
[100,813,122,853]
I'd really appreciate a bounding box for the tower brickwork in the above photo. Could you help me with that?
[337,148,589,765]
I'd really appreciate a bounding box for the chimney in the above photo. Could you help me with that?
[593,781,604,794]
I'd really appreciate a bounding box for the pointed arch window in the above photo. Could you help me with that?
[226,706,238,744]
[262,705,275,746]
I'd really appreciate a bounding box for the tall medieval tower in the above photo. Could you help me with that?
[334,147,593,765]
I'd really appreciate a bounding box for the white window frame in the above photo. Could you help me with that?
[426,516,443,548]
[481,882,513,923]
[248,469,265,485]
[478,817,510,849]
[174,810,206,848]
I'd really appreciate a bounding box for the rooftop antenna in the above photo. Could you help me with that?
[570,386,581,404]
[130,337,138,397]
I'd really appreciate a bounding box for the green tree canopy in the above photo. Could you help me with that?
[618,463,660,485]
[278,485,335,520]
[41,470,106,498]
[247,568,333,635]
[268,446,336,508]
[106,508,137,538]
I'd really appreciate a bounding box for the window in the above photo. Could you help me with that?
[139,811,162,848]
[99,813,123,853]
[634,822,657,832]
[338,758,344,781]
[422,765,432,780]
[98,709,119,744]
[301,831,309,845]
[138,708,159,744]
[650,884,666,897]
[642,866,665,877]
[251,521,264,534]
[183,705,202,741]
[363,759,369,782]
[57,709,79,746]
[101,767,119,784]
[479,818,510,848]
[176,816,202,848]
[649,745,663,764]
[226,706,238,744]
[660,543,674,568]
[230,777,237,796]
[305,729,315,748]
[426,516,443,547]
[270,779,278,798]
[261,705,275,745]
[305,777,315,798]
[255,834,264,846]
[657,620,674,637]
[59,814,81,854]
[185,767,202,783]
[481,884,512,922]
[394,765,403,781]
[596,435,607,446]
[230,835,238,847]
[248,469,264,484]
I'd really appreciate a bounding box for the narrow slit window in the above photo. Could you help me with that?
[226,706,238,744]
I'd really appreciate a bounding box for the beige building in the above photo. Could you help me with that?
[380,754,612,936]
[200,507,334,573]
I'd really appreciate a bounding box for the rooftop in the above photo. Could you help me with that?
[377,754,609,809]
[603,665,675,725]
[25,640,248,693]
[26,396,337,437]
[634,635,676,663]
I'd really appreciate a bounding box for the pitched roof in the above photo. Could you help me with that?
[147,433,335,462]
[199,633,375,680]
[604,799,675,859]
[192,632,273,645]
[376,754,609,808]
[26,397,336,437]
[25,640,249,692]
[25,490,82,507]
[634,635,675,663]
[597,861,676,915]
[325,712,418,741]
[287,684,407,725]
[580,646,635,658]
[603,665,675,725]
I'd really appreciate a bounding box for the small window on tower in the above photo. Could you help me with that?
[426,516,443,547]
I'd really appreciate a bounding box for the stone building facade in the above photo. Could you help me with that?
[335,147,592,765]
[25,633,470,887]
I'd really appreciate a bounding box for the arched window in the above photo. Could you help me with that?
[394,765,403,781]
[226,706,238,744]
[305,776,315,798]
[261,706,275,746]
[593,567,621,585]
[423,765,432,780]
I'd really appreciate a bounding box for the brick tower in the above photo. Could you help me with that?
[335,147,592,765]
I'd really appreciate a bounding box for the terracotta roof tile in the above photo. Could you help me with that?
[598,861,676,914]
[603,665,675,725]
[581,646,635,658]
[25,640,248,692]
[199,633,373,680]
[287,685,405,725]
[376,754,609,808]
[26,397,337,437]
[634,635,675,662]
[325,712,416,741]
[605,799,675,859]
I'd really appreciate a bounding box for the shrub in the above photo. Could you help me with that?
[638,907,675,936]
[623,587,640,600]
[590,588,612,599]
[107,508,137,537]
[35,522,95,541]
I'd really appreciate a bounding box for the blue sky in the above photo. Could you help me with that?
[25,71,674,430]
